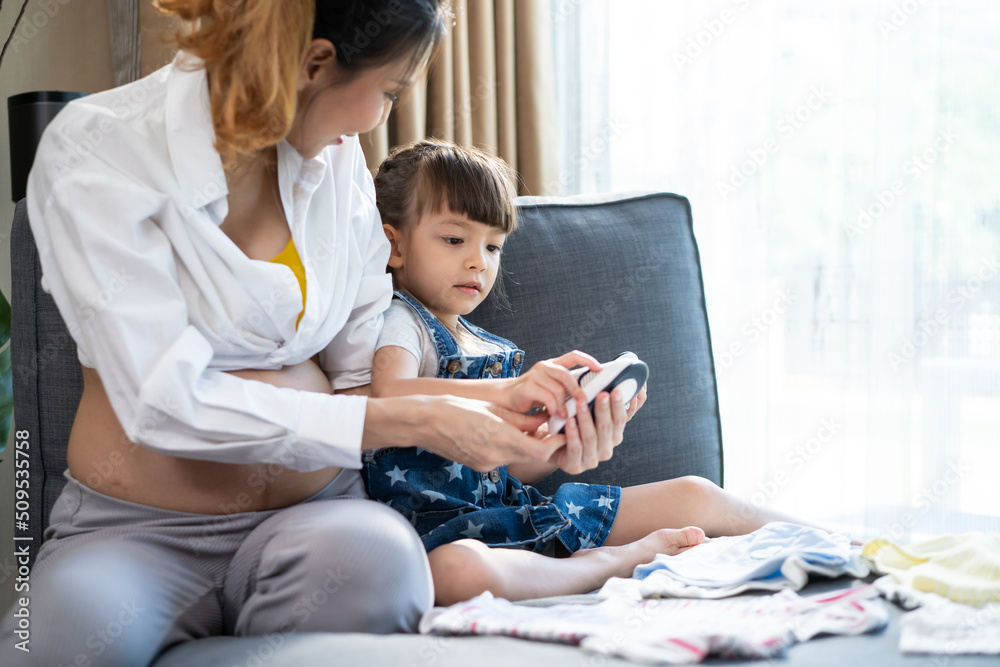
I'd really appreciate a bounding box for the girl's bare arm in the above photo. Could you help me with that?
[370,345,510,402]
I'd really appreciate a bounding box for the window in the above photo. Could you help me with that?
[552,0,1000,539]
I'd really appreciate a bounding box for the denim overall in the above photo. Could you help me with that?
[362,291,621,555]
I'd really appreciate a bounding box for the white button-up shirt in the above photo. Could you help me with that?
[26,53,393,472]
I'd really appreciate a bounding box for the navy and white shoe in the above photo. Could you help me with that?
[548,351,649,434]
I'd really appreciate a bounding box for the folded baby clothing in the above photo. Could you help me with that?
[865,534,1000,655]
[863,533,1000,606]
[599,522,869,600]
[420,585,887,665]
[897,598,1000,654]
[875,575,1000,655]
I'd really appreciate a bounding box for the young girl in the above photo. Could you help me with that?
[365,140,812,606]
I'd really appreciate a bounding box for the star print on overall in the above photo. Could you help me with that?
[386,466,409,486]
[359,291,625,555]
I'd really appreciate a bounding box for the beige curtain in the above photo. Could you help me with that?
[139,1,181,76]
[108,0,141,85]
[360,0,559,196]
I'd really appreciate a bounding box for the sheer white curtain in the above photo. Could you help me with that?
[551,0,1000,540]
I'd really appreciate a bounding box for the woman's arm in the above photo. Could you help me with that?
[362,394,559,471]
[227,361,562,472]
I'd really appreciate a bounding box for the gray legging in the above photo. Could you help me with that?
[0,469,433,666]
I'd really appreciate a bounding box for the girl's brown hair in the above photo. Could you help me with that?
[154,0,448,167]
[374,139,519,303]
[374,139,518,235]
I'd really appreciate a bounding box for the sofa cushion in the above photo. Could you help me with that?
[468,192,723,494]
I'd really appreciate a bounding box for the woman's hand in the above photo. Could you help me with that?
[625,382,647,421]
[496,350,602,418]
[504,368,647,477]
[364,395,562,472]
[545,385,634,475]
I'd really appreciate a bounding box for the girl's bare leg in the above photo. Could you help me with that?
[604,476,831,544]
[428,476,838,606]
[429,527,704,606]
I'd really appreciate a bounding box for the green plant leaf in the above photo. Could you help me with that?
[0,288,9,346]
[0,343,10,455]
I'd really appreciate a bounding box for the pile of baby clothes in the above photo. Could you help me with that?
[421,523,887,664]
[863,533,1000,656]
[421,586,886,664]
[598,521,870,600]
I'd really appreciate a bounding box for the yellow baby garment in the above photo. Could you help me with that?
[863,533,1000,606]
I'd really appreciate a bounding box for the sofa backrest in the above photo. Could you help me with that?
[468,192,723,496]
[11,191,722,564]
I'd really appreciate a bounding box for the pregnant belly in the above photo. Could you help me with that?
[66,360,344,513]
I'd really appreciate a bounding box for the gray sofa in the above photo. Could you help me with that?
[10,192,990,665]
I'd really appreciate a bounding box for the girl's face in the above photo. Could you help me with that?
[387,204,507,325]
[287,42,415,158]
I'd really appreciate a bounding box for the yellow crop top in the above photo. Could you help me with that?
[270,237,306,326]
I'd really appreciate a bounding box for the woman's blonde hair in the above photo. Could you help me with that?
[374,139,519,303]
[155,0,448,167]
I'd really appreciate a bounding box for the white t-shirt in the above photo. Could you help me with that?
[27,52,392,472]
[377,298,506,375]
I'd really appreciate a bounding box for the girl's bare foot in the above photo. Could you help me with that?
[570,526,706,580]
